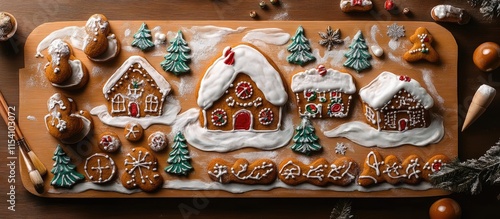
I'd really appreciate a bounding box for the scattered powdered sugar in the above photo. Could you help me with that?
[124,28,131,37]
[26,115,36,121]
[388,39,400,51]
[242,28,290,46]
[91,66,104,77]
[171,77,196,96]
[233,151,278,161]
[272,1,291,20]
[422,68,445,107]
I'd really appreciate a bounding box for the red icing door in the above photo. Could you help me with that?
[398,118,408,131]
[234,110,252,130]
[129,102,139,118]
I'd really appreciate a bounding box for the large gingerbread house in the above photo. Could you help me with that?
[197,44,288,131]
[359,71,434,131]
[291,65,356,118]
[103,56,171,118]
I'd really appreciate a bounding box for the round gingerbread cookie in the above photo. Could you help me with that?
[123,122,144,142]
[98,132,121,153]
[148,131,167,152]
[84,153,116,184]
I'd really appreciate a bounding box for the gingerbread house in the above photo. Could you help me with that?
[359,71,434,131]
[291,65,356,118]
[103,56,171,118]
[197,44,288,131]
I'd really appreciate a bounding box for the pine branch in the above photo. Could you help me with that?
[468,0,500,19]
[330,199,353,219]
[430,140,500,195]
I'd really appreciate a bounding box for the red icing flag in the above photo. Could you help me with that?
[224,47,235,65]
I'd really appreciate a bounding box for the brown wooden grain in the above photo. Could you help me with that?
[1,0,500,218]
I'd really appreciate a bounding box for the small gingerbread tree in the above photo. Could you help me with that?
[343,30,372,72]
[164,132,193,176]
[160,30,191,75]
[50,145,84,188]
[131,22,154,51]
[287,26,316,66]
[291,117,322,155]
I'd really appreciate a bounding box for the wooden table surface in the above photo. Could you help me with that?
[1,0,499,218]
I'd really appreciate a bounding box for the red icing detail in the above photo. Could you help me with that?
[399,119,407,131]
[234,111,251,130]
[352,0,362,6]
[331,91,338,97]
[384,0,394,10]
[224,47,235,65]
[130,102,139,117]
[310,104,317,112]
[330,103,342,112]
[399,75,405,81]
[317,65,327,76]
[305,91,313,97]
[432,162,442,172]
[405,76,411,82]
[423,37,429,42]
[399,75,411,82]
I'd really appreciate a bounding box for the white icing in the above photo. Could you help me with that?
[323,114,444,147]
[478,84,496,96]
[340,0,372,8]
[180,108,293,152]
[359,71,434,109]
[291,67,356,93]
[35,26,86,58]
[432,5,463,19]
[197,44,288,109]
[51,59,85,89]
[242,28,291,46]
[48,179,435,194]
[26,115,36,121]
[148,131,167,152]
[48,39,70,71]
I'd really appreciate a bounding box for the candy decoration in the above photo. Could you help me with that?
[429,198,462,219]
[384,0,395,11]
[473,42,500,72]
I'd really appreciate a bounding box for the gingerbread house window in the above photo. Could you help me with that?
[111,94,126,113]
[364,105,376,124]
[144,94,159,112]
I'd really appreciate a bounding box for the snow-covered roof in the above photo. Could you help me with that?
[359,71,434,109]
[103,55,171,99]
[197,44,288,109]
[291,68,356,94]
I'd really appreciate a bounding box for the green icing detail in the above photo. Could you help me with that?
[343,30,372,72]
[160,30,191,76]
[291,117,322,155]
[164,132,193,176]
[131,22,155,51]
[50,145,84,188]
[287,26,316,66]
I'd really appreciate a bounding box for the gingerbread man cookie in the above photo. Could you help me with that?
[403,27,439,63]
[44,39,89,89]
[83,14,120,61]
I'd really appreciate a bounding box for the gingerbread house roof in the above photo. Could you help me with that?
[359,71,434,109]
[291,68,356,94]
[197,44,288,110]
[103,55,171,99]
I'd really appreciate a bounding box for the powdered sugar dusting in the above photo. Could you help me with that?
[422,68,444,107]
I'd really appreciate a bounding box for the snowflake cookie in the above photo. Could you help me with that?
[121,147,164,192]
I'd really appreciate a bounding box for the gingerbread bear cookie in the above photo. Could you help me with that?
[83,14,120,62]
[207,158,277,185]
[278,157,358,186]
[44,39,89,89]
[403,27,439,63]
[121,147,164,192]
[44,93,93,144]
[340,0,373,12]
[84,153,116,184]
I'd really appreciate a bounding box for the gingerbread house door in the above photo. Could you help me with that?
[398,118,408,131]
[234,110,252,130]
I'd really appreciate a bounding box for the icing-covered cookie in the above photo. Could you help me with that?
[121,147,164,192]
[84,153,116,184]
[98,132,121,153]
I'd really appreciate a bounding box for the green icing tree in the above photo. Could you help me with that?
[343,30,372,72]
[160,30,191,75]
[287,26,316,66]
[131,22,154,51]
[291,117,322,155]
[164,132,193,176]
[50,145,84,188]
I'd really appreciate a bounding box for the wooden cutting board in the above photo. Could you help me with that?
[19,20,457,197]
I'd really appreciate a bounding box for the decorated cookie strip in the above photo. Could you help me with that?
[278,157,359,186]
[207,158,277,185]
[358,151,450,187]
